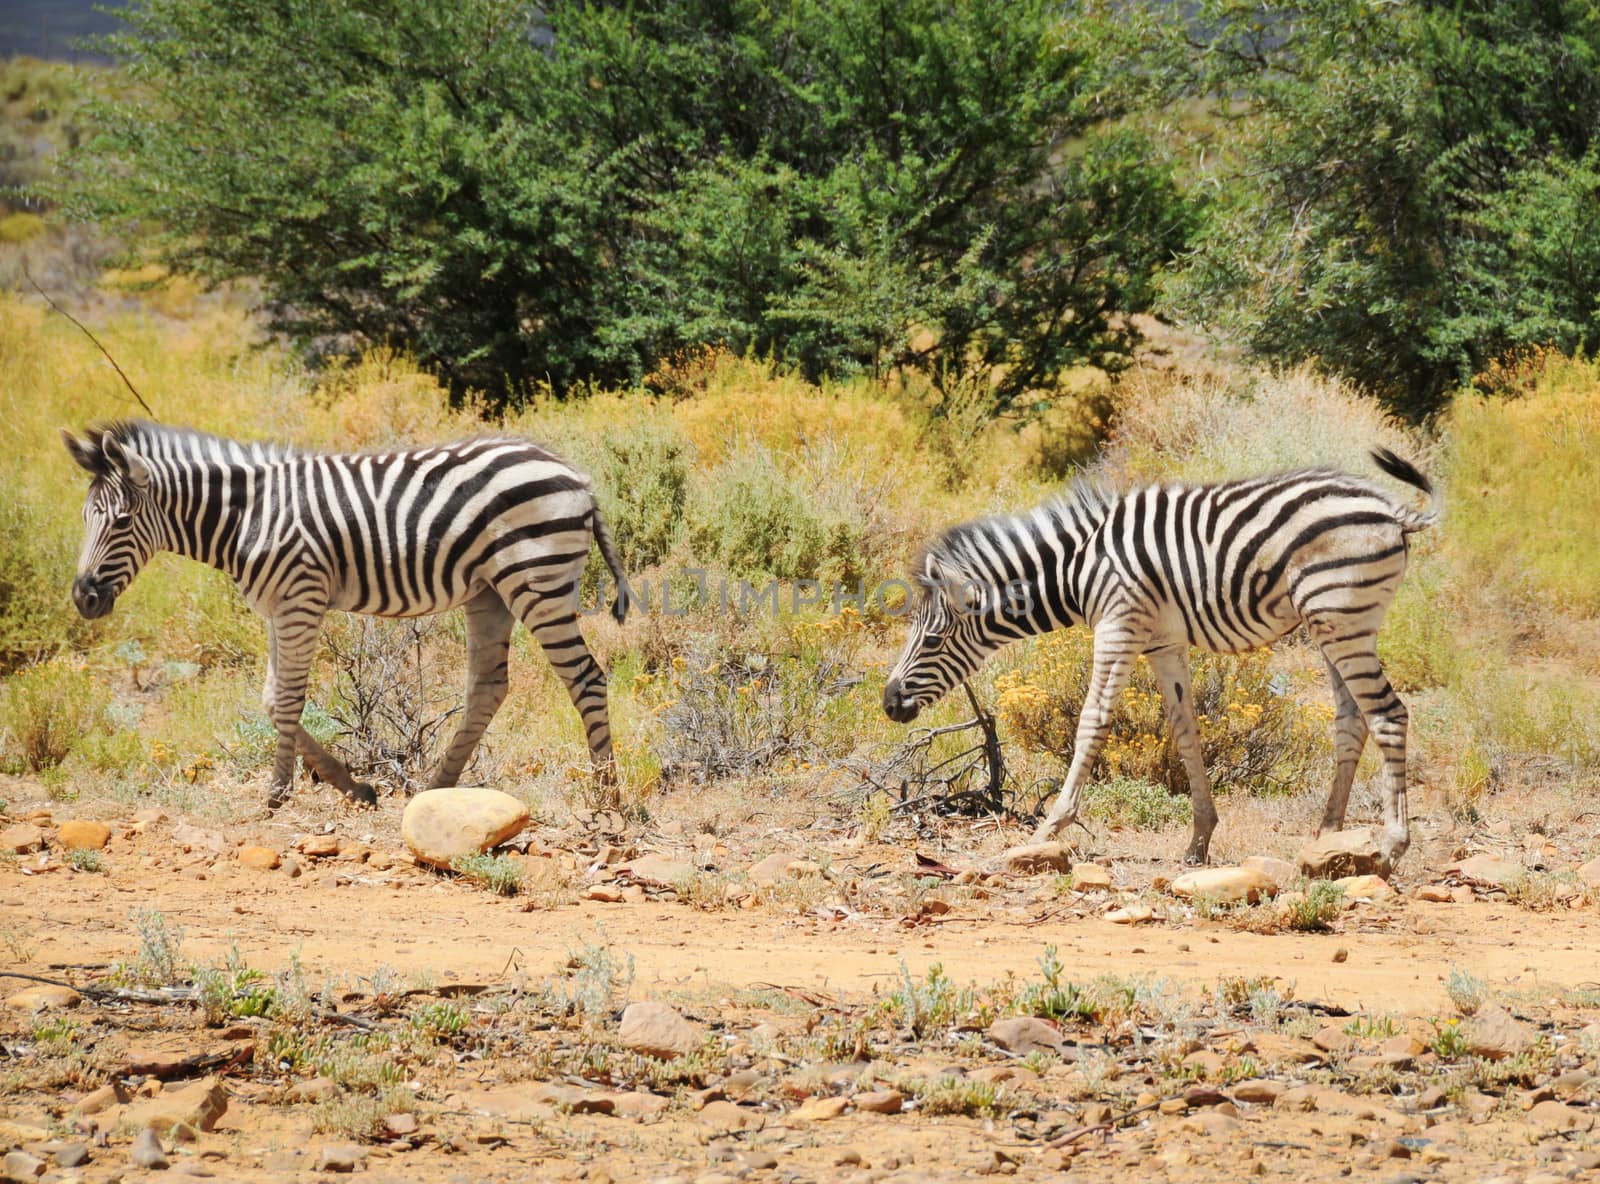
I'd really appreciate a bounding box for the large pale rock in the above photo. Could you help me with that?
[1334,874,1395,901]
[5,985,81,1012]
[57,820,112,851]
[0,823,45,854]
[618,1001,704,1060]
[1106,904,1155,925]
[746,853,793,885]
[1242,856,1297,893]
[1449,854,1526,890]
[987,1016,1064,1054]
[444,1088,552,1123]
[1463,1004,1532,1061]
[1171,866,1275,904]
[1072,863,1113,891]
[1526,1100,1595,1132]
[400,787,529,869]
[121,1077,228,1135]
[620,854,694,887]
[1000,843,1070,875]
[1297,829,1387,879]
[238,846,281,871]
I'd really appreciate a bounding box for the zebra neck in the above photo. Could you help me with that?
[152,460,252,580]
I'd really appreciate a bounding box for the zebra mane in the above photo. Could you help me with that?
[914,477,1114,587]
[90,419,295,468]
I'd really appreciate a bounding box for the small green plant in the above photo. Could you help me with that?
[1445,965,1489,1016]
[881,961,972,1040]
[1429,1017,1470,1060]
[911,1074,1010,1117]
[30,1015,81,1052]
[0,922,37,964]
[0,657,104,772]
[1285,881,1345,932]
[66,848,103,873]
[311,1083,417,1140]
[543,928,636,1023]
[1083,775,1193,830]
[450,851,523,897]
[1344,1013,1398,1040]
[194,945,275,1026]
[408,1000,470,1042]
[1015,946,1097,1023]
[113,908,186,987]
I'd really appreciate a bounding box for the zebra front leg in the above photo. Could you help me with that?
[1147,644,1217,865]
[1031,626,1138,843]
[1316,654,1369,835]
[1319,637,1410,874]
[428,589,514,789]
[519,592,617,802]
[262,616,375,807]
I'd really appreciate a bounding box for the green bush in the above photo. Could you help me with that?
[1083,776,1193,831]
[0,658,104,773]
[591,419,691,571]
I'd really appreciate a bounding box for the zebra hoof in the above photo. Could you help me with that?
[347,781,378,807]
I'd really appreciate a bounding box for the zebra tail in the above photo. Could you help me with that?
[591,505,631,624]
[1369,446,1441,532]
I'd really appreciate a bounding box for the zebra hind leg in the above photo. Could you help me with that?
[1316,654,1369,835]
[1318,636,1409,874]
[428,589,514,790]
[517,590,618,805]
[1147,644,1218,865]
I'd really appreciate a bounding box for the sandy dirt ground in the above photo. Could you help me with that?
[2,779,1598,1184]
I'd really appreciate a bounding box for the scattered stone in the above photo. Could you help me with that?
[1526,1100,1595,1131]
[399,787,529,869]
[1415,1087,1446,1110]
[854,1089,904,1114]
[73,1081,130,1117]
[1381,1035,1426,1064]
[1170,866,1275,904]
[746,853,792,885]
[0,823,45,854]
[833,1149,864,1167]
[619,854,695,886]
[1332,947,1349,963]
[1159,1097,1189,1115]
[173,1162,215,1177]
[533,1084,615,1115]
[299,834,341,858]
[1000,842,1070,875]
[794,1096,849,1122]
[785,859,825,878]
[1334,874,1395,901]
[1181,1110,1240,1137]
[280,856,302,879]
[1450,884,1474,904]
[122,1076,228,1134]
[1297,829,1387,879]
[1273,1085,1318,1111]
[1415,884,1454,902]
[1072,863,1113,891]
[1577,855,1600,888]
[366,850,394,871]
[285,1077,337,1104]
[583,886,624,903]
[54,1143,90,1169]
[1463,1004,1532,1061]
[1312,1025,1353,1054]
[5,984,81,1012]
[987,1016,1063,1054]
[607,1091,670,1120]
[1183,1085,1229,1108]
[696,1100,765,1133]
[58,820,112,850]
[1447,853,1524,889]
[1242,855,1297,892]
[618,1001,705,1060]
[3,1151,46,1180]
[1106,903,1155,924]
[316,1144,365,1172]
[1233,1080,1285,1105]
[237,846,280,870]
[129,1128,168,1170]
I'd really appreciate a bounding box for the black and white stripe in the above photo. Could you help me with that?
[883,449,1440,873]
[63,420,628,810]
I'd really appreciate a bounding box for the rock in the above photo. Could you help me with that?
[1526,1100,1594,1131]
[618,1001,705,1060]
[1577,856,1600,888]
[1415,1086,1446,1110]
[0,824,45,854]
[533,1084,614,1115]
[854,1089,904,1114]
[607,1091,670,1119]
[5,985,81,1012]
[316,1144,365,1172]
[366,850,394,871]
[747,853,792,885]
[1334,874,1395,901]
[785,859,825,878]
[1463,1004,1532,1060]
[58,820,112,851]
[54,1143,90,1169]
[1106,904,1155,924]
[73,1082,130,1116]
[400,788,528,869]
[583,886,624,902]
[1415,884,1454,902]
[171,822,226,854]
[1233,1080,1285,1105]
[1242,856,1297,892]
[1170,866,1275,904]
[237,846,280,870]
[285,1077,337,1104]
[299,834,341,858]
[794,1096,849,1122]
[1297,829,1387,879]
[697,1100,765,1133]
[987,1016,1063,1054]
[1450,884,1474,904]
[173,1162,215,1177]
[1448,854,1524,889]
[1072,863,1113,891]
[122,1076,228,1134]
[3,1151,46,1180]
[129,1128,168,1170]
[1000,842,1070,875]
[444,1088,553,1123]
[620,854,694,887]
[1312,1025,1353,1054]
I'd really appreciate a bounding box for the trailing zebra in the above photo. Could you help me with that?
[882,449,1440,875]
[62,420,629,811]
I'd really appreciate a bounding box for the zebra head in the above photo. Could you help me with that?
[883,552,1012,723]
[61,427,158,620]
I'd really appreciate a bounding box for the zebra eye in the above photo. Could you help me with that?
[111,512,133,529]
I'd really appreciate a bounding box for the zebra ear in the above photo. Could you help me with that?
[101,434,150,488]
[61,429,103,475]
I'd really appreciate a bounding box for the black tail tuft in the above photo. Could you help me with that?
[591,505,630,625]
[1370,446,1432,495]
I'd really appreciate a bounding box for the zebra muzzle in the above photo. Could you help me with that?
[883,680,921,724]
[72,576,115,620]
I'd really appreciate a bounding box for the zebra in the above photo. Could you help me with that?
[61,420,629,811]
[882,449,1440,875]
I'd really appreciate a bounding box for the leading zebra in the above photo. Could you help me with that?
[62,420,628,811]
[883,449,1439,875]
